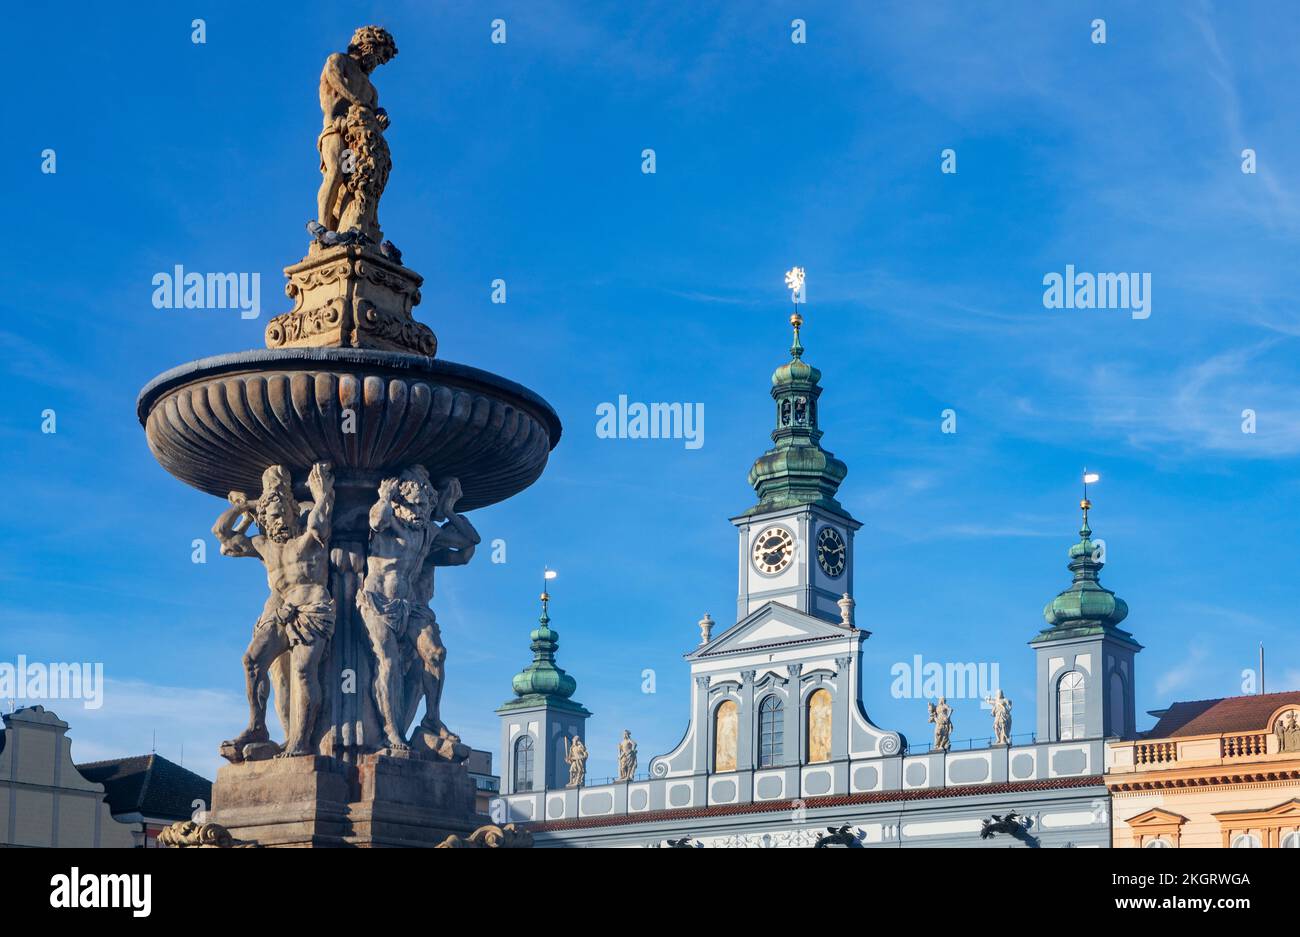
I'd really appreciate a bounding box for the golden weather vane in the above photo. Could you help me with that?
[1081,469,1100,524]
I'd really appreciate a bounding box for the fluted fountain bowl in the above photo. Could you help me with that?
[137,348,562,511]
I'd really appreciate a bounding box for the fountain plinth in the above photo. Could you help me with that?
[266,244,436,355]
[139,26,551,847]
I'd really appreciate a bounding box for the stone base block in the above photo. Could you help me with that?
[210,753,478,848]
[348,752,478,847]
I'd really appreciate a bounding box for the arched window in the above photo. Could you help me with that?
[806,688,833,763]
[1109,671,1127,736]
[513,735,535,792]
[714,700,738,772]
[1231,833,1260,848]
[1057,671,1086,740]
[1281,832,1300,848]
[1143,838,1170,848]
[757,696,784,768]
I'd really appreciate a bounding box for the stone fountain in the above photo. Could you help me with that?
[137,26,558,847]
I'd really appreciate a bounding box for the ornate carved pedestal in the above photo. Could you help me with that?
[266,246,436,356]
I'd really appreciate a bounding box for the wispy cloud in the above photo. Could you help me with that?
[1155,643,1211,697]
[58,679,246,784]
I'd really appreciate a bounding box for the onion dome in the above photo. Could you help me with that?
[1035,497,1137,643]
[740,312,849,516]
[498,592,590,715]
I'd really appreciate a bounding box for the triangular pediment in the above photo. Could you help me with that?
[687,602,854,661]
[1125,808,1188,829]
[1213,798,1300,822]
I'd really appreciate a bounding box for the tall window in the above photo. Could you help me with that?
[1109,672,1127,736]
[513,735,535,792]
[806,689,833,763]
[1057,671,1086,740]
[714,700,739,772]
[1231,833,1261,848]
[757,696,784,768]
[1282,832,1300,848]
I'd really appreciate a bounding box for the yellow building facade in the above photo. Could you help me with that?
[1107,691,1300,848]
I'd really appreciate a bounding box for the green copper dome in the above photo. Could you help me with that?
[1036,507,1133,641]
[741,315,848,516]
[497,595,591,716]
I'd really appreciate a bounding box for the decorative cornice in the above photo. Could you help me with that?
[1109,766,1300,793]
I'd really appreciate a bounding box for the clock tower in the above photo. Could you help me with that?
[732,290,861,625]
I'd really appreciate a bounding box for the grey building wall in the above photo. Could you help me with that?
[528,782,1111,848]
[1031,633,1139,743]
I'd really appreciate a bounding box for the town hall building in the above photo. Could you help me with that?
[492,306,1130,847]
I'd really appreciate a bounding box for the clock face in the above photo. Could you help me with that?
[816,526,846,577]
[752,526,795,575]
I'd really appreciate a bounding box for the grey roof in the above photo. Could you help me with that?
[76,753,212,823]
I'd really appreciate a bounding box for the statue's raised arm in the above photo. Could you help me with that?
[305,462,335,545]
[213,492,260,558]
[426,478,481,568]
[369,477,400,533]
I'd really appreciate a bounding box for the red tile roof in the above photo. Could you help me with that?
[1147,691,1300,739]
[526,774,1104,833]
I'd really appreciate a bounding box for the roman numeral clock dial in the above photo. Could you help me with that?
[752,526,794,575]
[817,526,846,577]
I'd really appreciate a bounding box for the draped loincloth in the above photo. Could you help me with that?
[357,588,410,635]
[257,600,336,648]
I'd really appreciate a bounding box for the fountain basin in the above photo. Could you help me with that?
[137,347,561,511]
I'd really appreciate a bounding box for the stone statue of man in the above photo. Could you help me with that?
[212,462,336,760]
[617,730,638,782]
[357,466,436,752]
[1277,710,1300,753]
[405,477,479,759]
[316,26,398,243]
[565,736,588,788]
[357,472,479,758]
[928,698,953,753]
[985,690,1012,745]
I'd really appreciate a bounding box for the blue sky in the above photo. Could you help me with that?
[4,1,1300,783]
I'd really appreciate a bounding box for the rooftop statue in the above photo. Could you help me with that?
[565,735,588,788]
[928,697,954,753]
[986,690,1013,745]
[616,729,638,781]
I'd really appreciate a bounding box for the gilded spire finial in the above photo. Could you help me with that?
[540,566,557,622]
[1080,469,1099,534]
[784,266,806,358]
